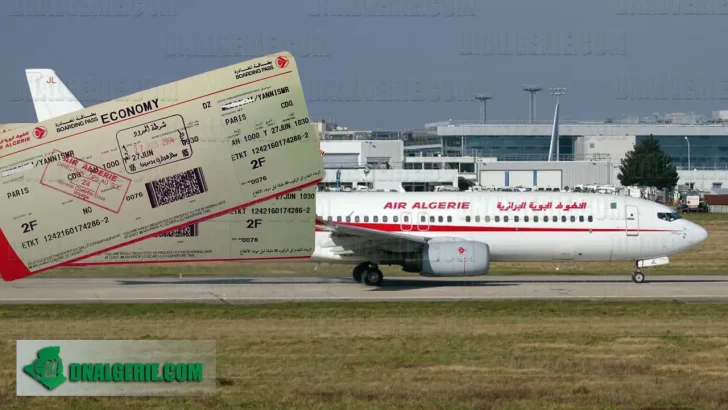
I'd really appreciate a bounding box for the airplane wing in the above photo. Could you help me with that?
[315,217,427,258]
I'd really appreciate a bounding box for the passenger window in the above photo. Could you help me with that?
[579,216,584,222]
[495,216,500,222]
[355,216,360,222]
[404,216,409,222]
[588,216,593,222]
[346,216,351,222]
[447,216,452,222]
[552,216,557,222]
[504,216,509,223]
[383,216,388,222]
[438,216,443,223]
[485,216,491,222]
[562,216,567,222]
[570,216,575,222]
[466,216,471,222]
[514,216,519,222]
[364,216,369,222]
[524,216,529,222]
[393,216,398,222]
[421,215,426,222]
[373,216,378,222]
[475,216,480,222]
[430,216,435,223]
[327,216,332,222]
[534,216,539,222]
[337,216,342,222]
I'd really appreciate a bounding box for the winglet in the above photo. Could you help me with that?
[25,69,84,122]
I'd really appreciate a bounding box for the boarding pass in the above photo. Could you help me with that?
[0,51,323,281]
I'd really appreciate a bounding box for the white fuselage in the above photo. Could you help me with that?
[310,191,708,266]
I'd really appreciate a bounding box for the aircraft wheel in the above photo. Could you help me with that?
[352,263,368,283]
[362,268,384,287]
[632,271,645,284]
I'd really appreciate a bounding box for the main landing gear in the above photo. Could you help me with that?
[632,262,645,284]
[352,262,383,287]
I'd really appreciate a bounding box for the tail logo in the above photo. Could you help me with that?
[458,246,466,254]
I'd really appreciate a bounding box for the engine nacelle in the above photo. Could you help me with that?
[414,238,490,277]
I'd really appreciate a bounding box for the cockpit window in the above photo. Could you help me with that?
[657,212,683,222]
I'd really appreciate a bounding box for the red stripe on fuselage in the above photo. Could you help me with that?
[315,222,676,233]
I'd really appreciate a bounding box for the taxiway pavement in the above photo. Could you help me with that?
[1,275,728,303]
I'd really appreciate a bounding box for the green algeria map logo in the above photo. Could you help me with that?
[23,346,67,390]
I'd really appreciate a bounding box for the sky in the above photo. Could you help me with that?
[2,0,728,129]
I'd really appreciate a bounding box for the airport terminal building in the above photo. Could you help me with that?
[314,116,728,192]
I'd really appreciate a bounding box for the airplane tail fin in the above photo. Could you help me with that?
[25,69,84,122]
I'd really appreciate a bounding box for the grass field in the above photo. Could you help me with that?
[36,212,728,278]
[3,301,728,409]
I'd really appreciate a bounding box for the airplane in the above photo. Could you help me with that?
[23,69,710,286]
[312,192,707,285]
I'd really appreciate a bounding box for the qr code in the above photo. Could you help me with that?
[145,167,208,209]
[156,224,199,238]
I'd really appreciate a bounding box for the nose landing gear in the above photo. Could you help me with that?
[631,257,669,283]
[632,261,645,284]
[632,269,645,284]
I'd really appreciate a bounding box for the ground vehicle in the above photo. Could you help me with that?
[681,191,708,212]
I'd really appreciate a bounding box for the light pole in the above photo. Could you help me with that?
[684,136,691,170]
[475,94,492,124]
[521,85,542,123]
[549,87,565,160]
[363,166,371,190]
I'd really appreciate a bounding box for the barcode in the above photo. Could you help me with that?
[145,167,208,209]
[156,223,199,237]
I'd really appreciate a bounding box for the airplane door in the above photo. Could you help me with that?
[625,205,639,236]
[417,212,429,231]
[400,212,412,231]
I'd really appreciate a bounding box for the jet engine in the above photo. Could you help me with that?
[401,237,490,277]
